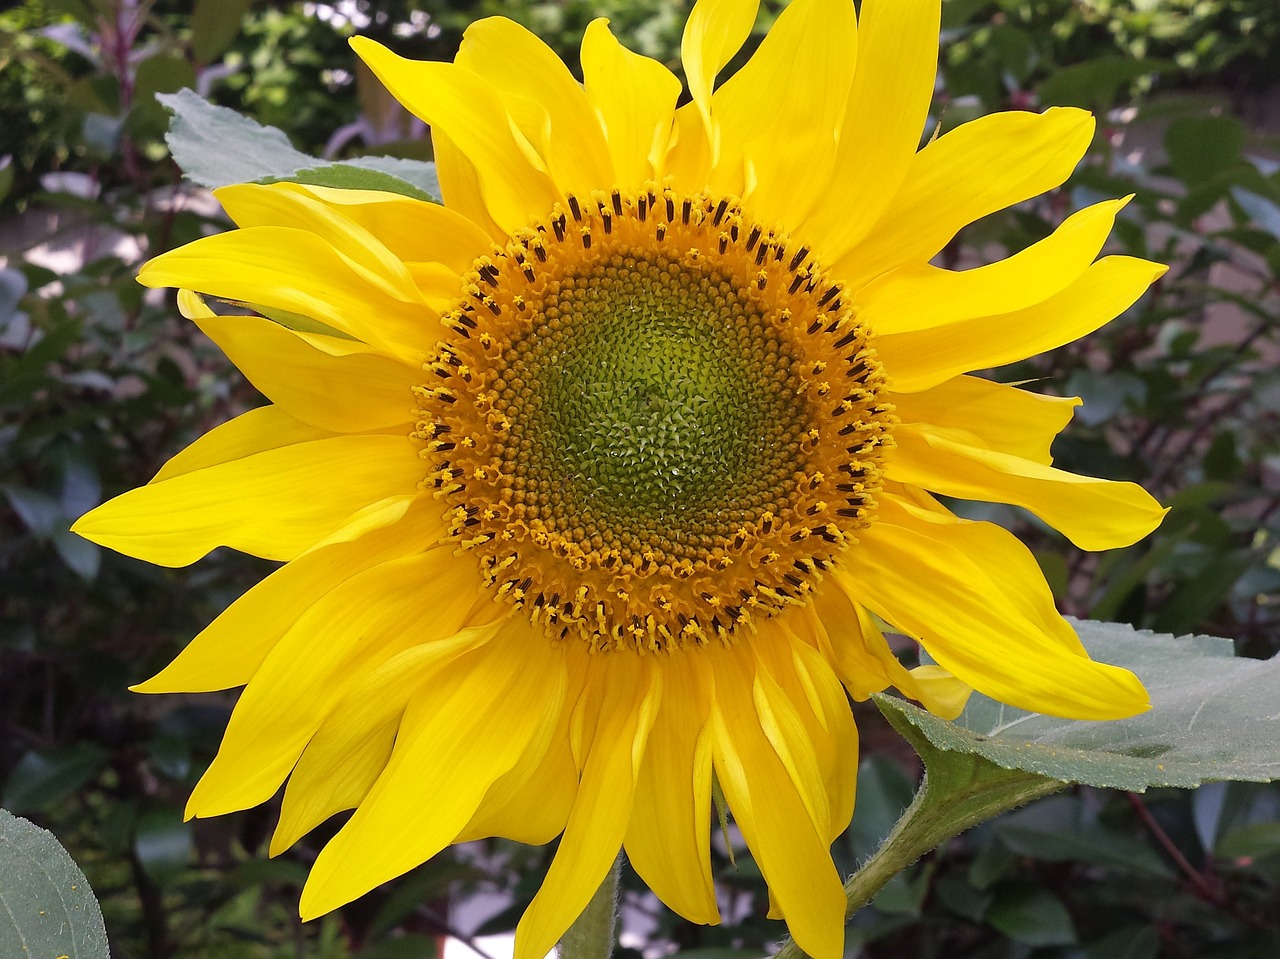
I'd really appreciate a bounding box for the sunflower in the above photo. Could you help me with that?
[74,0,1167,955]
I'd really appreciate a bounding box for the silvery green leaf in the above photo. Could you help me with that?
[0,810,109,959]
[882,619,1280,791]
[157,89,438,201]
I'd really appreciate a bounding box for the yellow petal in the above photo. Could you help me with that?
[457,17,613,196]
[804,585,960,718]
[132,496,439,695]
[890,422,1167,550]
[709,644,846,959]
[149,404,330,484]
[831,107,1096,288]
[272,619,513,854]
[351,37,561,232]
[269,182,493,275]
[300,622,568,918]
[192,313,419,433]
[454,644,584,845]
[801,0,939,264]
[838,495,1150,719]
[878,256,1167,392]
[709,0,857,224]
[747,633,832,841]
[581,18,681,191]
[515,655,661,959]
[890,375,1080,466]
[433,128,507,241]
[187,547,489,818]
[681,0,760,149]
[213,183,421,303]
[858,198,1129,334]
[138,226,432,361]
[758,628,859,841]
[73,433,423,566]
[663,102,714,192]
[907,665,972,721]
[624,653,719,925]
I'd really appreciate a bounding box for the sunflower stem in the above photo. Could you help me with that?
[772,701,1065,959]
[559,855,621,959]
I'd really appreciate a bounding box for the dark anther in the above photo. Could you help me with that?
[789,274,806,294]
[485,298,502,316]
[552,217,566,242]
[456,313,478,329]
[523,265,536,281]
[582,230,592,249]
[665,195,676,221]
[718,235,728,254]
[746,226,762,250]
[656,224,667,241]
[682,198,692,224]
[789,246,810,272]
[638,195,648,220]
[837,423,861,436]
[836,507,863,518]
[845,360,867,378]
[834,329,860,349]
[818,284,841,307]
[533,245,548,262]
[611,190,623,216]
[568,195,582,221]
[825,297,842,313]
[602,212,613,234]
[755,243,769,266]
[714,198,730,224]
[807,319,822,334]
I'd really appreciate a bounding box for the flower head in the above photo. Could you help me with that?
[74,0,1167,956]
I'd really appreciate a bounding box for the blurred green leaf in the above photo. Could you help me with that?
[2,744,109,813]
[134,54,198,106]
[994,795,1172,876]
[0,810,109,959]
[1231,187,1280,240]
[1038,56,1168,110]
[1166,114,1247,184]
[2,486,62,538]
[1080,925,1160,959]
[134,805,192,885]
[1216,821,1280,863]
[0,155,13,204]
[986,886,1076,946]
[0,268,27,323]
[191,0,253,65]
[356,934,438,959]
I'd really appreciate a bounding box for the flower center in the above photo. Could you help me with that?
[417,187,894,650]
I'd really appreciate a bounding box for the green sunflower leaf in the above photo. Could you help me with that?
[882,619,1280,791]
[156,89,439,201]
[0,810,109,959]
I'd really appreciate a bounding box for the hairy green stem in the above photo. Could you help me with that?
[559,856,621,959]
